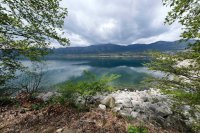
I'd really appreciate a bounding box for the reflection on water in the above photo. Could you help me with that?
[21,60,91,87]
[11,58,162,90]
[77,58,147,68]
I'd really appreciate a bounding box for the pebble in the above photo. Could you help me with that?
[56,128,63,133]
[98,104,106,110]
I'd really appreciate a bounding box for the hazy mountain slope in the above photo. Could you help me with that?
[53,41,189,55]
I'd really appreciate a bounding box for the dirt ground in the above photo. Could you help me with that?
[0,104,181,133]
[0,92,180,133]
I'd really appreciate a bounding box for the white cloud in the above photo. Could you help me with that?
[50,30,90,48]
[57,0,181,46]
[133,23,182,44]
[97,19,118,40]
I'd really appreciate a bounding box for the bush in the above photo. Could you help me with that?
[128,125,148,133]
[0,96,17,106]
[31,103,45,110]
[15,63,46,94]
[57,71,120,106]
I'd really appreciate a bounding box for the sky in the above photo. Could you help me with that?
[56,0,182,47]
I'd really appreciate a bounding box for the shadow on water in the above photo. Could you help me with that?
[72,58,149,68]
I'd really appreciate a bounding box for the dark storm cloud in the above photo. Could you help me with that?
[60,0,181,46]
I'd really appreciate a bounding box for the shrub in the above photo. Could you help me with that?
[0,96,17,106]
[15,63,46,94]
[125,115,135,122]
[128,125,148,133]
[57,70,120,106]
[31,103,45,110]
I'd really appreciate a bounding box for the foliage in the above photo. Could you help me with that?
[146,1,200,105]
[163,0,200,40]
[0,96,16,106]
[0,0,69,86]
[48,95,66,105]
[146,0,200,130]
[0,62,46,97]
[0,86,15,97]
[146,51,200,106]
[31,103,45,110]
[57,71,120,106]
[16,62,46,93]
[124,115,136,122]
[127,125,148,133]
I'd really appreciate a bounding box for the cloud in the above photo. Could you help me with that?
[58,0,181,46]
[133,22,182,44]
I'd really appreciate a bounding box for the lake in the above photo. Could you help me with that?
[9,58,162,91]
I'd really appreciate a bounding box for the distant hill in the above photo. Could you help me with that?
[52,40,190,55]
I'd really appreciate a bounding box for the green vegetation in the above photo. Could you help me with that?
[0,0,69,88]
[0,0,199,132]
[146,0,200,130]
[0,96,16,106]
[56,71,120,106]
[1,71,120,111]
[31,103,45,110]
[127,125,148,133]
[125,115,136,122]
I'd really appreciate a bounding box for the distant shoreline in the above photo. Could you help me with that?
[44,53,150,60]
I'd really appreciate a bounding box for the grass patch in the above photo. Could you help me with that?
[128,124,148,133]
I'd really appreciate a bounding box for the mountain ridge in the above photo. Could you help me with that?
[53,40,191,55]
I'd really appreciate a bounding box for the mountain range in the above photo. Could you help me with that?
[53,41,189,55]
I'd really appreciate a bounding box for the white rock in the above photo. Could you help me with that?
[56,128,63,133]
[131,111,139,118]
[131,100,141,107]
[98,104,106,110]
[101,96,115,108]
[156,106,172,117]
[112,104,123,112]
[37,92,57,102]
[182,105,191,111]
[119,108,132,116]
[149,103,160,112]
[141,96,149,102]
[116,90,121,93]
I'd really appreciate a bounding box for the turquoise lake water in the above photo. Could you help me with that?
[7,58,162,91]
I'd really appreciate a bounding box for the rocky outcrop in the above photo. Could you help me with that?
[36,88,199,131]
[98,88,199,131]
[99,89,183,129]
[99,89,173,119]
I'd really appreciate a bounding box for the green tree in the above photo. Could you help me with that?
[146,0,199,129]
[0,0,69,87]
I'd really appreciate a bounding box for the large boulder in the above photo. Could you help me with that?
[115,99,132,108]
[101,96,115,108]
[156,106,173,117]
[149,103,172,117]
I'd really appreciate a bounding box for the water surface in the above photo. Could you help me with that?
[10,58,162,91]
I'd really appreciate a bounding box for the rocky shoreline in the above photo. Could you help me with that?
[98,88,200,132]
[36,88,199,132]
[99,88,173,120]
[1,88,199,132]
